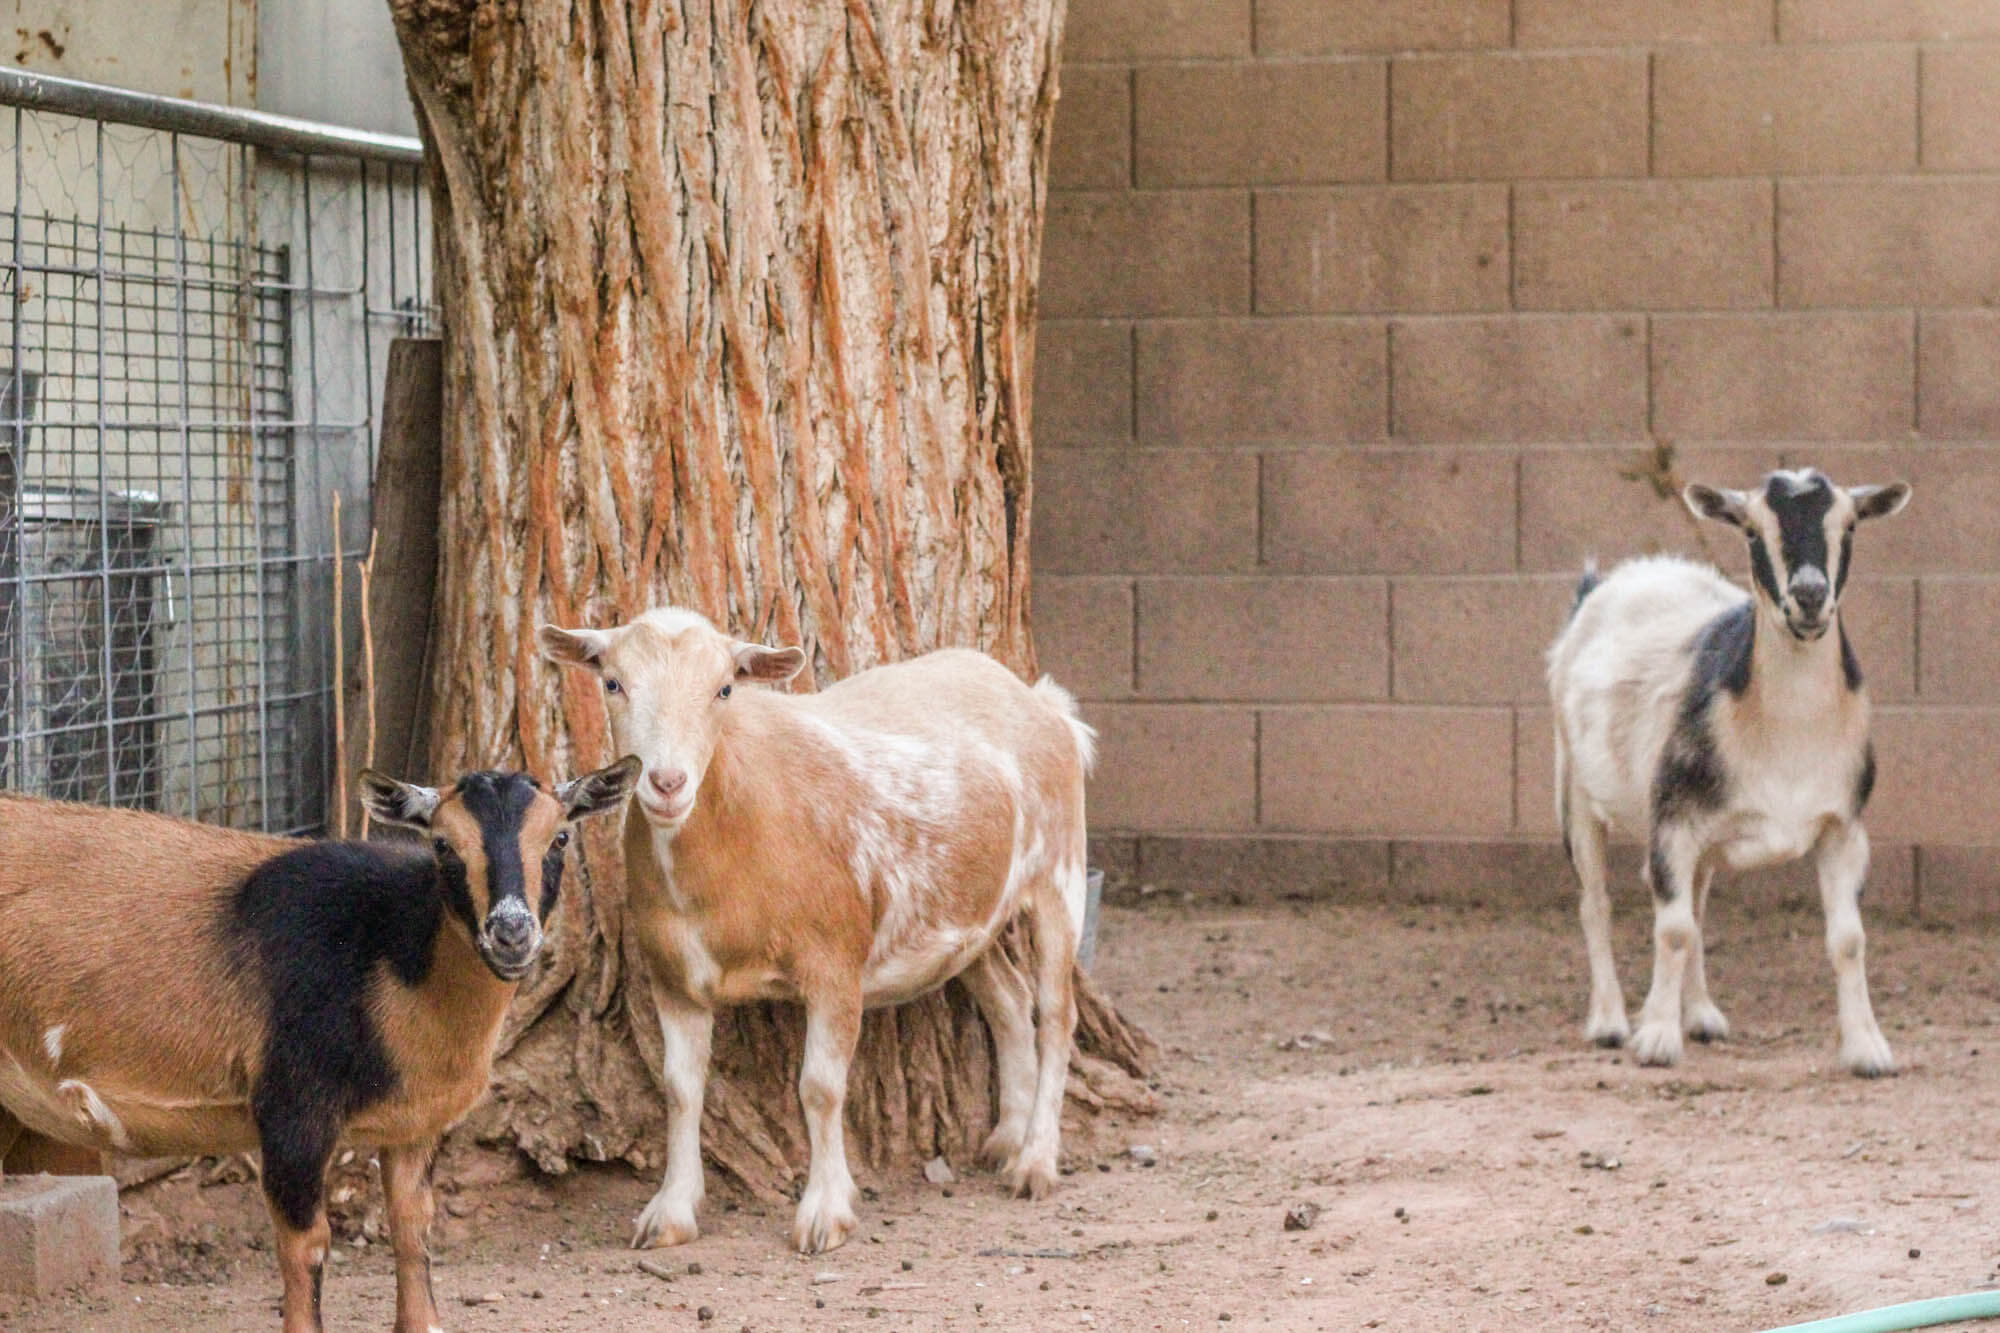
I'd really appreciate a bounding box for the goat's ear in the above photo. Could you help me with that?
[1684,483,1749,528]
[1850,481,1912,522]
[356,770,441,830]
[555,755,642,820]
[537,624,611,669]
[733,642,807,684]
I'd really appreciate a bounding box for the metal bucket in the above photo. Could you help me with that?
[1079,867,1105,969]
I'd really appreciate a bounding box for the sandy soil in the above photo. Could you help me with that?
[5,893,2000,1332]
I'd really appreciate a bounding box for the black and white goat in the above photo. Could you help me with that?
[1547,468,1911,1075]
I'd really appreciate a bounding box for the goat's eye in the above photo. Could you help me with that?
[718,683,732,701]
[604,678,622,695]
[554,829,571,849]
[432,837,449,856]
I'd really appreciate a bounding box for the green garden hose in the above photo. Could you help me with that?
[1764,1290,2000,1332]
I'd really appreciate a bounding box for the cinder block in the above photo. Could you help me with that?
[1262,448,1518,575]
[1134,61,1385,187]
[1922,46,2000,171]
[1916,577,2000,703]
[1515,705,1559,837]
[1134,834,1393,902]
[1392,576,1577,705]
[1515,181,1773,312]
[1392,315,1648,442]
[1780,0,2000,41]
[1083,702,1257,832]
[1919,312,2000,440]
[1516,444,1773,574]
[1651,313,1914,442]
[1052,66,1131,191]
[1135,319,1386,443]
[1067,0,1251,60]
[1914,846,2000,924]
[0,1174,119,1296]
[1035,449,1259,574]
[1780,179,2000,307]
[1136,576,1389,701]
[1392,53,1647,181]
[1515,0,1774,45]
[1391,840,1578,909]
[1838,578,1916,705]
[1255,185,1508,315]
[1654,46,1917,176]
[1255,0,1508,54]
[1260,704,1515,836]
[1799,445,2000,576]
[1034,576,1135,700]
[1035,320,1132,443]
[1869,707,2000,844]
[1042,191,1248,318]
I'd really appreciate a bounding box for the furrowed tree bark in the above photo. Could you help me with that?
[384,0,1154,1198]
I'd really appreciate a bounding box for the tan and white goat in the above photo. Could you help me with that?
[539,609,1094,1255]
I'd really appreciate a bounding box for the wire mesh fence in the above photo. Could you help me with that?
[0,71,433,835]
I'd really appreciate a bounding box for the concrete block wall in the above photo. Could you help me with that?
[1033,0,2000,915]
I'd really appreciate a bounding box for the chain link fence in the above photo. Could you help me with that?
[0,69,432,835]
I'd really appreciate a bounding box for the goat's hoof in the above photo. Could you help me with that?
[1585,1016,1630,1049]
[791,1200,859,1255]
[631,1194,701,1250]
[979,1125,1025,1171]
[1841,1033,1896,1079]
[1684,1003,1730,1043]
[1007,1157,1059,1201]
[1627,1021,1683,1068]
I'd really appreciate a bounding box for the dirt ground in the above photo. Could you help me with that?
[6,892,2000,1332]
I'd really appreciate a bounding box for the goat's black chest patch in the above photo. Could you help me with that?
[1652,602,1754,840]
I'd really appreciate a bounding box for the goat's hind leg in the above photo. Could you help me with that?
[1012,886,1080,1200]
[1565,792,1628,1047]
[959,949,1037,1172]
[1818,821,1894,1077]
[1681,863,1730,1042]
[382,1141,441,1333]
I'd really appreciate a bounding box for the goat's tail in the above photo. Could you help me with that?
[1033,675,1098,776]
[1569,560,1602,621]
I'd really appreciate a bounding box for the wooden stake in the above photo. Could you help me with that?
[332,491,347,840]
[359,528,378,838]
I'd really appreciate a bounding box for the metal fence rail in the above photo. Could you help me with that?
[0,69,433,835]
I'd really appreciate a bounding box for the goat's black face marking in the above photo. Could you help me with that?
[450,771,554,982]
[1754,471,1841,640]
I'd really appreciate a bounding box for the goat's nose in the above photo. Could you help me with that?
[1792,567,1829,616]
[648,767,688,799]
[489,909,534,950]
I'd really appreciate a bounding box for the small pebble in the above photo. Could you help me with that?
[1575,1225,1594,1236]
[1766,1273,1789,1287]
[460,1292,503,1307]
[902,1259,914,1272]
[697,1307,715,1322]
[815,1299,826,1309]
[1206,1210,1219,1222]
[1394,1207,1407,1220]
[1910,1249,1922,1260]
[1041,1280,1051,1291]
[687,1263,704,1276]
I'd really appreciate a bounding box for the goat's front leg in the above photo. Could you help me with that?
[1681,863,1730,1042]
[792,983,862,1254]
[634,984,714,1249]
[1818,820,1894,1077]
[258,1112,337,1333]
[1630,830,1703,1067]
[382,1141,441,1333]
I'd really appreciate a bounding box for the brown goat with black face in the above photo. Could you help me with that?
[0,757,639,1333]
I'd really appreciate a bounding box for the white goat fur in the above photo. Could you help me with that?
[539,608,1094,1254]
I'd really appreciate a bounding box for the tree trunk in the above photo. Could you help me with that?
[383,0,1154,1198]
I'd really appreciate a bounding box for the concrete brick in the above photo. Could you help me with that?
[1780,0,2000,40]
[0,1174,118,1296]
[1923,45,2000,171]
[1136,576,1389,701]
[1915,846,2000,924]
[1916,577,2000,703]
[1042,191,1248,318]
[1517,445,1773,574]
[1134,834,1393,902]
[1392,53,1648,181]
[1392,577,1578,705]
[1263,448,1518,575]
[1260,704,1515,836]
[1515,705,1559,837]
[1088,834,1140,885]
[1135,319,1386,443]
[1919,312,2000,441]
[1391,840,1579,909]
[1051,66,1131,191]
[1654,46,1917,176]
[1839,578,1917,705]
[1780,180,2000,308]
[1256,0,1509,54]
[1034,320,1131,442]
[1392,315,1648,442]
[1067,0,1251,60]
[1651,314,1914,442]
[1514,181,1774,312]
[1134,61,1384,187]
[1869,707,2000,844]
[1034,576,1135,700]
[1803,446,2000,576]
[1516,0,1775,45]
[1083,703,1257,831]
[1254,186,1508,315]
[1036,449,1259,573]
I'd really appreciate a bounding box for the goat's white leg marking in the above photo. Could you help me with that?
[1681,863,1729,1042]
[1011,891,1078,1200]
[791,990,861,1255]
[633,987,713,1249]
[1630,833,1699,1068]
[958,951,1036,1170]
[1818,821,1894,1077]
[56,1078,132,1149]
[41,1025,64,1065]
[1568,800,1628,1047]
